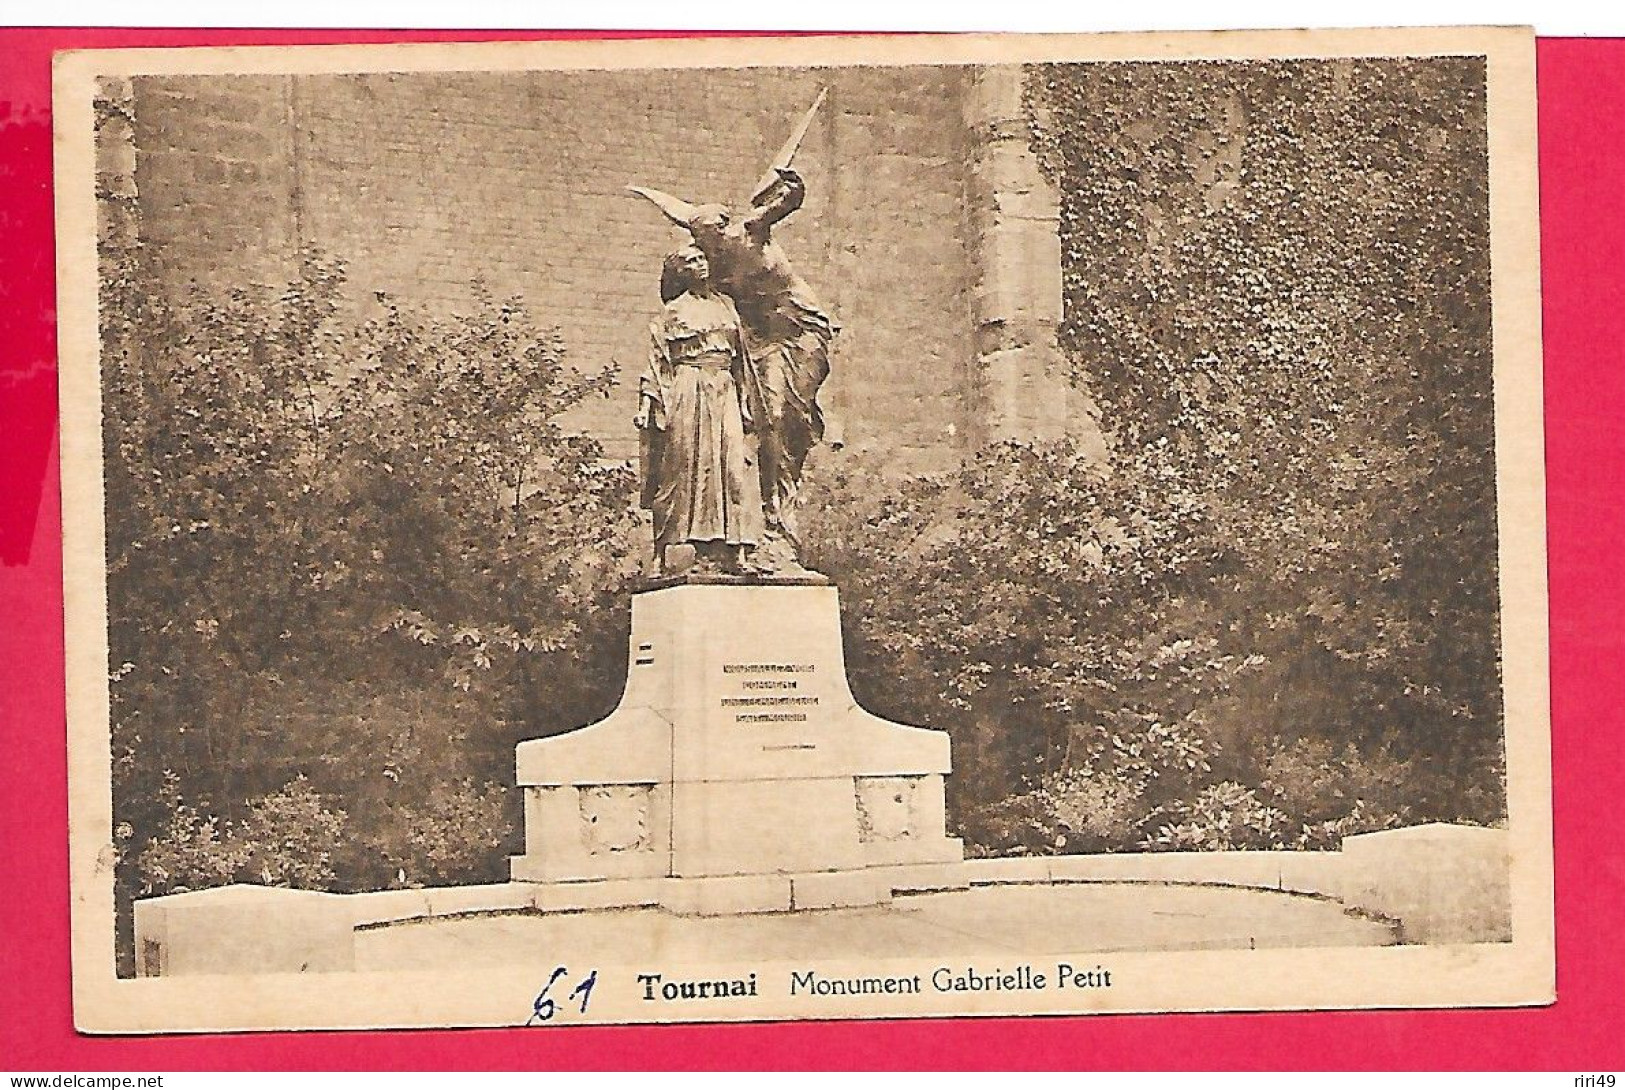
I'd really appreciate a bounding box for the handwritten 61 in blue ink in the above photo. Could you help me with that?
[527,966,599,1025]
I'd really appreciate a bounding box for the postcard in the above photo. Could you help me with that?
[54,27,1552,1032]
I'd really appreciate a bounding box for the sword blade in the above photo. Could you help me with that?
[751,87,828,201]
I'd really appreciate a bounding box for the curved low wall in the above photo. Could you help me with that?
[952,823,1511,944]
[132,822,1510,976]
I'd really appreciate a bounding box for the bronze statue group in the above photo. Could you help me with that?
[630,103,836,579]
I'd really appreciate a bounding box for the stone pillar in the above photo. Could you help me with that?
[963,66,1105,457]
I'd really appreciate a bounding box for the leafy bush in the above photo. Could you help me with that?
[136,774,346,895]
[133,772,249,896]
[231,778,349,888]
[1258,737,1414,830]
[1290,802,1407,852]
[1025,58,1505,822]
[1143,782,1291,851]
[360,778,515,889]
[965,766,1149,857]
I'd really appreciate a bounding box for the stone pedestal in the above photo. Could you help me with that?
[510,580,963,913]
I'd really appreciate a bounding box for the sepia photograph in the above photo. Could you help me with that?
[53,27,1552,1032]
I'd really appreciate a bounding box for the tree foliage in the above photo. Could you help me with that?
[805,57,1504,853]
[102,229,642,943]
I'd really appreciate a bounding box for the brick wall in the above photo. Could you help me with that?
[130,76,302,288]
[129,65,980,469]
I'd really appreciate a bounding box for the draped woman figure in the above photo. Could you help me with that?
[635,245,766,574]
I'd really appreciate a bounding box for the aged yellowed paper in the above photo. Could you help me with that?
[56,27,1552,1032]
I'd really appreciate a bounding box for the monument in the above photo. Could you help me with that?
[509,95,966,914]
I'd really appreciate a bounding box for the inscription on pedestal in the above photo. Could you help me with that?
[722,662,820,724]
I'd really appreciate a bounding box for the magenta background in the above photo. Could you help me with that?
[1,29,1619,1070]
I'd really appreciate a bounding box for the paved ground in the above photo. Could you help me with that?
[354,881,1396,971]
